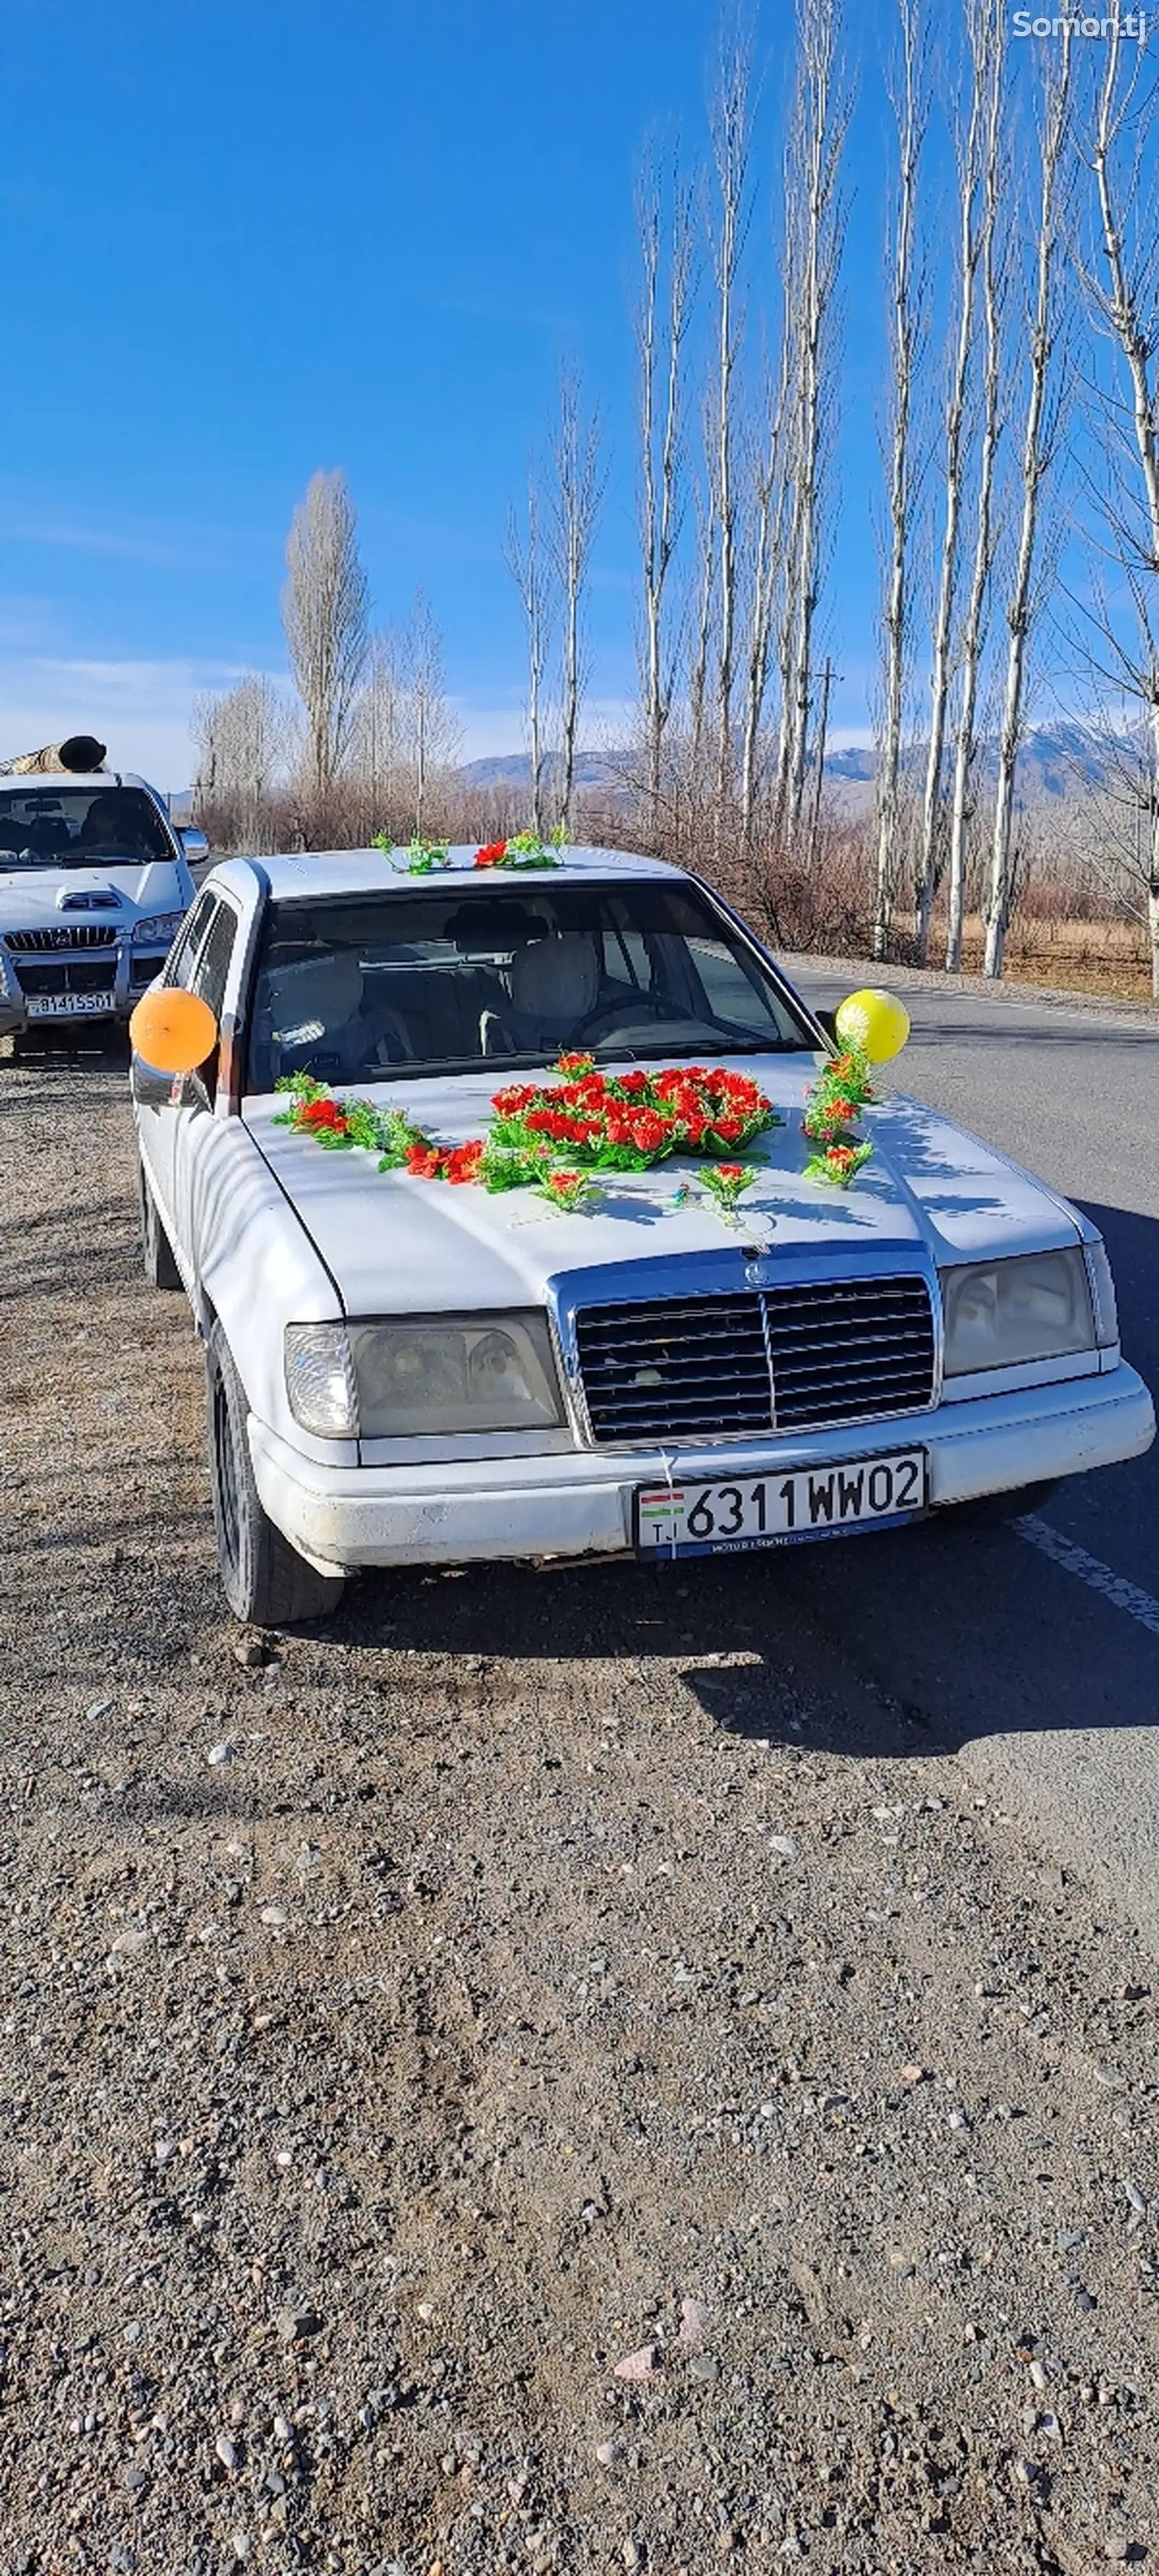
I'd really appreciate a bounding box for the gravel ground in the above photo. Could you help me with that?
[1,1035,1156,2576]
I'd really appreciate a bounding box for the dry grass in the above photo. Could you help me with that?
[954,913,1155,1003]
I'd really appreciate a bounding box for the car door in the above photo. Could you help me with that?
[170,893,242,1270]
[132,886,217,1242]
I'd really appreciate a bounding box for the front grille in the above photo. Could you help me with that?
[574,1275,936,1446]
[10,958,118,998]
[5,925,118,951]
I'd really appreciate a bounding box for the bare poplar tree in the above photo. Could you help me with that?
[707,36,754,828]
[356,630,403,829]
[783,0,848,846]
[912,0,992,962]
[550,372,604,837]
[738,341,795,866]
[984,25,1076,981]
[873,0,930,962]
[687,459,718,810]
[635,145,695,830]
[505,477,553,835]
[945,11,1008,972]
[1079,20,1159,994]
[281,469,369,801]
[400,595,460,839]
[192,673,289,847]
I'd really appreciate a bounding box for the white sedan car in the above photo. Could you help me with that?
[131,846,1154,1625]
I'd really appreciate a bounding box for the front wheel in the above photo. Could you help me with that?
[206,1322,346,1625]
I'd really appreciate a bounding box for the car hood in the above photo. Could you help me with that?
[245,1057,1083,1316]
[0,858,188,928]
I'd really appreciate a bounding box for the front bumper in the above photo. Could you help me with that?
[0,942,170,1030]
[248,1361,1155,1574]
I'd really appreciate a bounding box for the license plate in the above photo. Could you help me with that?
[634,1448,928,1556]
[26,990,114,1018]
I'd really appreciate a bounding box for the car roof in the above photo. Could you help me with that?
[206,845,688,904]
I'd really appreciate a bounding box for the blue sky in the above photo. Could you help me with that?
[0,0,1052,788]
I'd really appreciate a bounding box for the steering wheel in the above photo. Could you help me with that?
[569,994,674,1044]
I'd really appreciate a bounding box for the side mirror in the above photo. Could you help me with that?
[177,825,209,866]
[833,987,911,1064]
[129,987,218,1076]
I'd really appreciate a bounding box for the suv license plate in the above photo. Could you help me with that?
[634,1449,928,1556]
[27,991,114,1018]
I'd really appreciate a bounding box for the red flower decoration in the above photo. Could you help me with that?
[299,1098,348,1133]
[473,841,509,869]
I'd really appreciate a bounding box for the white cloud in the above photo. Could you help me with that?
[0,659,638,791]
[0,655,252,791]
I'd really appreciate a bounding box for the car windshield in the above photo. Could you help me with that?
[245,877,817,1093]
[0,785,172,868]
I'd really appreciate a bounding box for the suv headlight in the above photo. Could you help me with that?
[940,1246,1097,1377]
[285,1312,564,1438]
[131,909,187,948]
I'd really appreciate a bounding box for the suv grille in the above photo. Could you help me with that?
[9,958,118,998]
[5,925,119,951]
[574,1275,936,1446]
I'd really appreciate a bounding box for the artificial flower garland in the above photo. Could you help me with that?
[367,830,565,875]
[800,1043,876,1188]
[274,1056,779,1204]
[472,830,562,870]
[275,1043,882,1201]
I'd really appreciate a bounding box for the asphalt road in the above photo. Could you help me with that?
[785,962,1159,1950]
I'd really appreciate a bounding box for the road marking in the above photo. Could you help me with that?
[1016,1514,1159,1642]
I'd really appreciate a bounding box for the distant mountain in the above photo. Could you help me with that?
[461,724,1118,802]
[460,749,627,791]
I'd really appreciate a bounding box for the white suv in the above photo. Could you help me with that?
[0,769,201,1043]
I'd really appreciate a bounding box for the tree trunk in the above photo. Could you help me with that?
[874,0,926,964]
[984,28,1074,980]
[945,17,1005,972]
[913,4,988,963]
[709,42,751,836]
[784,0,846,849]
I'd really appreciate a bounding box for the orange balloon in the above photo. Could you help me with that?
[130,986,218,1075]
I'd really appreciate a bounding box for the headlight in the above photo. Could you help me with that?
[351,1312,562,1436]
[284,1312,564,1438]
[284,1324,359,1436]
[131,909,187,948]
[940,1247,1096,1377]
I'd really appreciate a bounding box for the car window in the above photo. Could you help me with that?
[167,891,216,990]
[191,901,238,1021]
[0,785,172,867]
[244,878,815,1093]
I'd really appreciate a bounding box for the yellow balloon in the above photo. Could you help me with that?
[834,987,911,1064]
[130,986,218,1076]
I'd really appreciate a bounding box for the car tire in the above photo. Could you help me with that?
[206,1322,346,1627]
[937,1478,1060,1527]
[138,1158,183,1290]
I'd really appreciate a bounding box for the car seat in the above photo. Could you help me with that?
[259,950,373,1085]
[481,932,601,1055]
